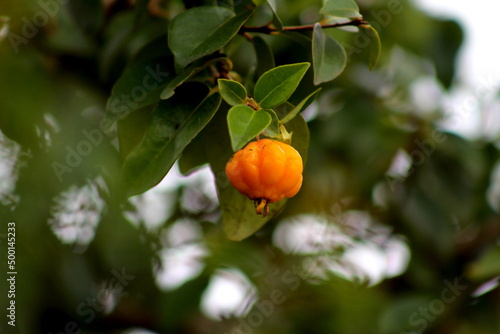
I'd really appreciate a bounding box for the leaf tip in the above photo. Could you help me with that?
[160,89,174,100]
[361,24,381,70]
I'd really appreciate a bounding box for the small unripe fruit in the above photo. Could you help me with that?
[225,139,303,216]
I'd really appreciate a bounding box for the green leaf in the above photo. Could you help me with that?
[262,109,280,137]
[467,246,500,281]
[252,0,266,5]
[253,36,275,79]
[280,88,321,124]
[320,0,361,18]
[0,48,59,149]
[133,0,150,29]
[266,0,283,31]
[178,132,210,176]
[282,31,313,49]
[66,0,104,35]
[218,79,248,106]
[252,0,282,29]
[275,104,310,163]
[221,190,287,240]
[161,55,228,100]
[227,105,272,151]
[126,34,171,64]
[361,25,382,70]
[99,12,135,81]
[217,0,234,10]
[122,83,221,197]
[254,62,310,109]
[168,6,253,69]
[379,296,434,334]
[161,275,211,327]
[288,114,310,165]
[105,57,174,127]
[117,105,155,160]
[312,24,347,85]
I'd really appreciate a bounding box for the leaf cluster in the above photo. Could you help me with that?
[101,0,381,239]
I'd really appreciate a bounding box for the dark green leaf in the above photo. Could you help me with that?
[233,0,256,14]
[117,105,155,160]
[99,13,169,78]
[66,0,104,35]
[161,55,228,100]
[41,4,96,56]
[178,132,210,176]
[127,34,171,64]
[217,0,234,10]
[320,0,361,18]
[280,88,321,124]
[227,105,272,151]
[0,48,55,148]
[289,115,310,165]
[98,12,135,81]
[262,109,280,138]
[429,20,463,88]
[105,57,175,127]
[168,6,253,69]
[252,0,282,29]
[282,31,313,49]
[275,104,310,163]
[161,275,211,327]
[468,246,500,281]
[312,24,347,85]
[266,0,283,31]
[253,36,275,79]
[379,296,434,334]
[122,83,221,197]
[254,62,310,109]
[221,189,287,240]
[218,79,248,106]
[361,25,381,70]
[133,0,150,29]
[252,0,266,6]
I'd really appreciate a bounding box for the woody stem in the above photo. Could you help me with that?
[240,18,369,35]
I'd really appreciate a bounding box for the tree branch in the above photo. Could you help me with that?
[240,18,369,35]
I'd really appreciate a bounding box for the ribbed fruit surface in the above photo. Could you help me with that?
[225,139,303,203]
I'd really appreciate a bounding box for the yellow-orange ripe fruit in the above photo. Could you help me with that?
[225,139,303,216]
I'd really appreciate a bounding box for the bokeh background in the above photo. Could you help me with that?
[1,0,500,333]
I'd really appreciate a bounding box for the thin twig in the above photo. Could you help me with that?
[240,18,368,35]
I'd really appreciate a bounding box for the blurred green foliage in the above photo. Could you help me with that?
[0,0,499,334]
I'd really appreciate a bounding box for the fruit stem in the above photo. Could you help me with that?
[279,125,292,144]
[255,198,269,217]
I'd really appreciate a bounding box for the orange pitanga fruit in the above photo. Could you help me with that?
[225,139,303,216]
